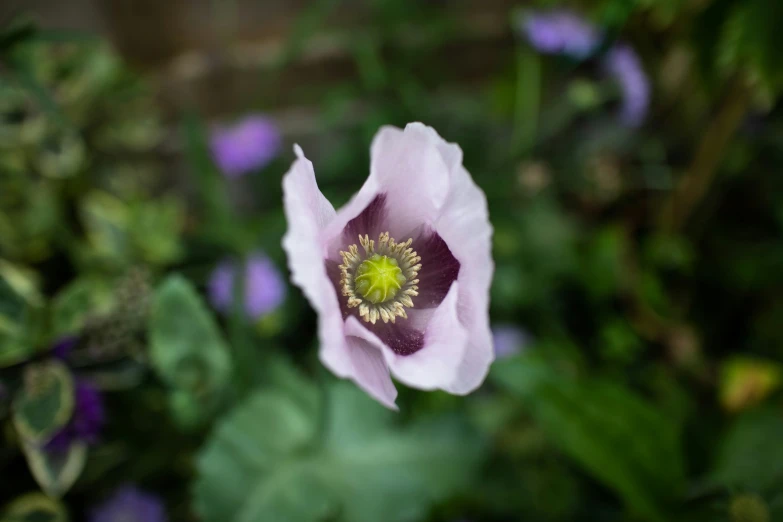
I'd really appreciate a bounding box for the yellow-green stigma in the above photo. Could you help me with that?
[355,254,407,304]
[339,232,421,324]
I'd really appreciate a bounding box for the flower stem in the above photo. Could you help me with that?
[657,75,751,232]
[229,256,254,397]
[511,48,541,157]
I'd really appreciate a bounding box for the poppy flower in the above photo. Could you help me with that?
[282,123,494,409]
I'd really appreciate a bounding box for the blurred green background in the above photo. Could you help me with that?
[1,0,783,521]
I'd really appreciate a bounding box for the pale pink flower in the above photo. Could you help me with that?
[282,123,494,409]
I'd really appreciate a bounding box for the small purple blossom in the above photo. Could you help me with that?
[208,252,287,319]
[603,44,650,127]
[520,10,601,59]
[282,123,494,409]
[209,115,282,178]
[90,485,167,522]
[46,380,104,452]
[51,336,78,360]
[492,325,531,358]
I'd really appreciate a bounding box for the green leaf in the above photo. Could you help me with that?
[716,0,783,96]
[51,277,115,338]
[128,199,184,265]
[0,260,42,307]
[148,275,232,423]
[194,378,485,522]
[582,225,627,300]
[492,354,684,522]
[35,128,85,179]
[710,407,783,493]
[79,191,130,265]
[12,360,74,444]
[180,113,233,230]
[0,275,37,368]
[1,493,68,522]
[21,440,87,498]
[511,48,540,156]
[0,265,46,366]
[0,17,37,53]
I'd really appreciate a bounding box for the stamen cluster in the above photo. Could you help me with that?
[339,232,421,324]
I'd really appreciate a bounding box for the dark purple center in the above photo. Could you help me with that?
[329,194,460,356]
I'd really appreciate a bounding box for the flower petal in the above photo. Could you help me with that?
[341,194,389,246]
[344,328,399,410]
[281,145,350,376]
[346,283,469,391]
[369,123,453,239]
[414,230,461,308]
[323,122,453,255]
[391,282,470,390]
[368,321,425,356]
[433,161,495,393]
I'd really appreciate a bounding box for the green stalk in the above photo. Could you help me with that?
[511,48,541,157]
[658,75,751,232]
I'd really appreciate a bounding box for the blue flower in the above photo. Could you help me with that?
[90,485,167,522]
[604,44,650,127]
[519,10,601,59]
[517,9,650,127]
[208,251,287,319]
[492,324,531,359]
[209,115,282,177]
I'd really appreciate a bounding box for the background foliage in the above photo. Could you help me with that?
[1,0,783,520]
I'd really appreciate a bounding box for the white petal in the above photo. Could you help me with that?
[391,282,469,390]
[322,123,453,254]
[369,123,452,238]
[434,162,495,393]
[345,332,398,410]
[345,283,468,391]
[281,145,351,376]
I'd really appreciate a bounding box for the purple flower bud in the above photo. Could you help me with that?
[209,115,282,178]
[90,485,167,522]
[519,10,601,59]
[492,325,531,359]
[603,44,650,127]
[51,336,79,360]
[208,252,287,320]
[46,380,105,452]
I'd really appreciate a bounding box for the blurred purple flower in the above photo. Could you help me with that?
[492,325,531,358]
[46,380,105,452]
[520,10,601,59]
[603,44,650,127]
[208,252,287,319]
[51,336,78,360]
[90,485,167,522]
[209,115,282,178]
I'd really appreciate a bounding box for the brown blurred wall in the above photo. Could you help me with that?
[1,0,518,119]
